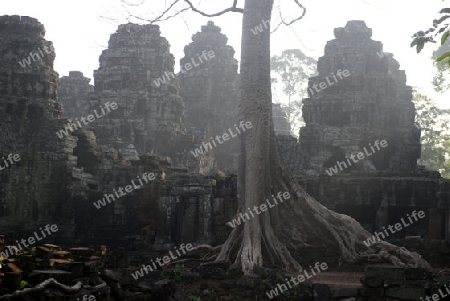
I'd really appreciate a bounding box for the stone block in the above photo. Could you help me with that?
[405,268,432,280]
[365,265,405,280]
[360,287,384,298]
[70,247,94,257]
[361,276,384,288]
[332,287,359,298]
[313,283,332,301]
[385,285,426,301]
[151,279,175,300]
[28,270,72,285]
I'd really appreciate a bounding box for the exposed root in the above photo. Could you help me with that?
[214,126,430,272]
[277,166,430,269]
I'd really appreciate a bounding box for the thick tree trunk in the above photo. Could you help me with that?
[216,0,430,273]
[216,0,301,273]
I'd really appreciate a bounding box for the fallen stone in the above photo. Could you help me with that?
[28,270,72,285]
[385,285,426,301]
[151,279,175,300]
[365,265,405,280]
[360,276,384,288]
[405,268,432,280]
[312,283,332,301]
[331,287,359,298]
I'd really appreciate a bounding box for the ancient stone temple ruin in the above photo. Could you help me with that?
[295,21,450,240]
[1,14,449,254]
[301,20,420,175]
[179,21,240,172]
[1,14,450,300]
[0,16,240,252]
[0,16,74,239]
[89,23,185,160]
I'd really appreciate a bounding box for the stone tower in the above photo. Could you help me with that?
[179,21,240,172]
[90,23,185,158]
[0,16,61,121]
[0,16,77,239]
[300,20,421,175]
[59,71,93,119]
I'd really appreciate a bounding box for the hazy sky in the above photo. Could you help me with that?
[3,0,449,107]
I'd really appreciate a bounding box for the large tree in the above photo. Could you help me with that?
[413,90,450,177]
[121,0,429,273]
[432,40,450,93]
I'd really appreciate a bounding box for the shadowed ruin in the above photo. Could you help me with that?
[1,15,450,300]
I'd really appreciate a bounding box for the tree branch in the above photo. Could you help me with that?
[120,0,243,23]
[183,0,244,16]
[271,0,306,33]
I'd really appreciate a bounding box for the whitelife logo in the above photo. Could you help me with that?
[153,50,215,87]
[93,172,156,209]
[18,45,55,68]
[363,210,426,247]
[131,243,194,280]
[0,153,21,172]
[227,192,290,228]
[250,19,270,35]
[377,51,389,59]
[308,69,350,96]
[56,102,118,139]
[0,224,58,260]
[325,140,388,176]
[190,121,253,158]
[420,284,450,301]
[266,262,328,299]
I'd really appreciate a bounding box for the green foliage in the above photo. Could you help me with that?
[170,264,183,283]
[187,294,201,301]
[271,49,317,137]
[433,40,450,92]
[412,7,450,67]
[413,90,450,177]
[19,280,28,289]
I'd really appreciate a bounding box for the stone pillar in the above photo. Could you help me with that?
[155,196,174,244]
[198,193,213,244]
[428,208,443,239]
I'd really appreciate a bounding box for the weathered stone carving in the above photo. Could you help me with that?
[90,23,185,159]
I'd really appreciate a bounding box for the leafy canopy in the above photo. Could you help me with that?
[411,7,450,67]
